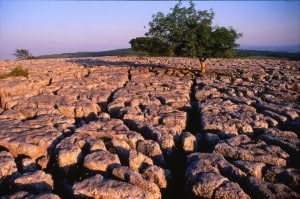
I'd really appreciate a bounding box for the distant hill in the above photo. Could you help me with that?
[37,48,145,59]
[239,44,300,53]
[234,49,300,60]
[37,48,300,60]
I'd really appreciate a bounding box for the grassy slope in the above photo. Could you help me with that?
[37,49,145,59]
[37,48,300,60]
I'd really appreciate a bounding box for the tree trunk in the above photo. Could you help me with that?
[199,58,207,74]
[200,61,206,73]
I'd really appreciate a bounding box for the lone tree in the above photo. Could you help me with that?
[13,49,34,60]
[130,1,242,73]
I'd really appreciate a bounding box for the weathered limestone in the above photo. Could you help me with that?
[181,132,198,153]
[111,165,161,199]
[185,153,249,198]
[0,125,62,165]
[83,150,120,172]
[2,191,61,199]
[264,166,299,191]
[21,158,38,173]
[233,160,265,179]
[0,57,299,198]
[13,170,54,194]
[243,176,299,199]
[259,128,299,154]
[200,98,268,136]
[0,151,18,186]
[214,135,289,166]
[72,174,155,199]
[136,139,166,166]
[55,132,106,169]
[214,182,251,199]
[142,165,172,189]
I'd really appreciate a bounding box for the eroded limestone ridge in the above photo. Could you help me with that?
[0,56,299,199]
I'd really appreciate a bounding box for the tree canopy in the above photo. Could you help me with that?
[129,1,242,72]
[129,37,173,56]
[13,49,34,60]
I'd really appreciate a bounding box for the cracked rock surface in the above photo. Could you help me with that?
[0,57,299,198]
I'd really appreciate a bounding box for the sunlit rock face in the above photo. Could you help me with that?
[0,57,299,198]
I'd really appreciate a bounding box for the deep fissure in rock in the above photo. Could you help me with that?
[168,77,203,199]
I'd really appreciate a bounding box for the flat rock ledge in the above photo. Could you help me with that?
[0,57,299,199]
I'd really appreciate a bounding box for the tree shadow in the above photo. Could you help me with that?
[67,58,203,77]
[67,58,163,68]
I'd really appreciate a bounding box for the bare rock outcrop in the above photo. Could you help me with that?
[0,151,18,186]
[72,174,156,199]
[0,57,299,198]
[83,150,120,172]
[185,153,249,198]
[214,134,289,166]
[13,170,54,194]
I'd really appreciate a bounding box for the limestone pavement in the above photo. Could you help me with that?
[0,56,299,198]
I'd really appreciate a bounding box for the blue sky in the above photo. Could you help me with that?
[1,1,300,59]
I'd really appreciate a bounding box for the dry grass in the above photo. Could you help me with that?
[0,66,29,79]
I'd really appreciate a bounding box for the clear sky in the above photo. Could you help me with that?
[1,0,300,59]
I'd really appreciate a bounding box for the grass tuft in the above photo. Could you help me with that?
[0,66,29,79]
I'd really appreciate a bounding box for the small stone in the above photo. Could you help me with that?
[99,112,110,120]
[181,132,198,153]
[21,158,38,173]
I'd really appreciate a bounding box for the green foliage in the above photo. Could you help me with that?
[13,49,35,60]
[129,37,173,56]
[0,66,29,79]
[130,1,242,61]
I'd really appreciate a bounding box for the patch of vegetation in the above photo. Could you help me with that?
[0,66,29,79]
[13,49,35,60]
[130,1,242,73]
[36,48,300,61]
[37,48,145,59]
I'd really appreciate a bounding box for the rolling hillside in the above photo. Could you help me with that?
[37,48,300,60]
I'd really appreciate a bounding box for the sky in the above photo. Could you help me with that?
[1,0,300,59]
